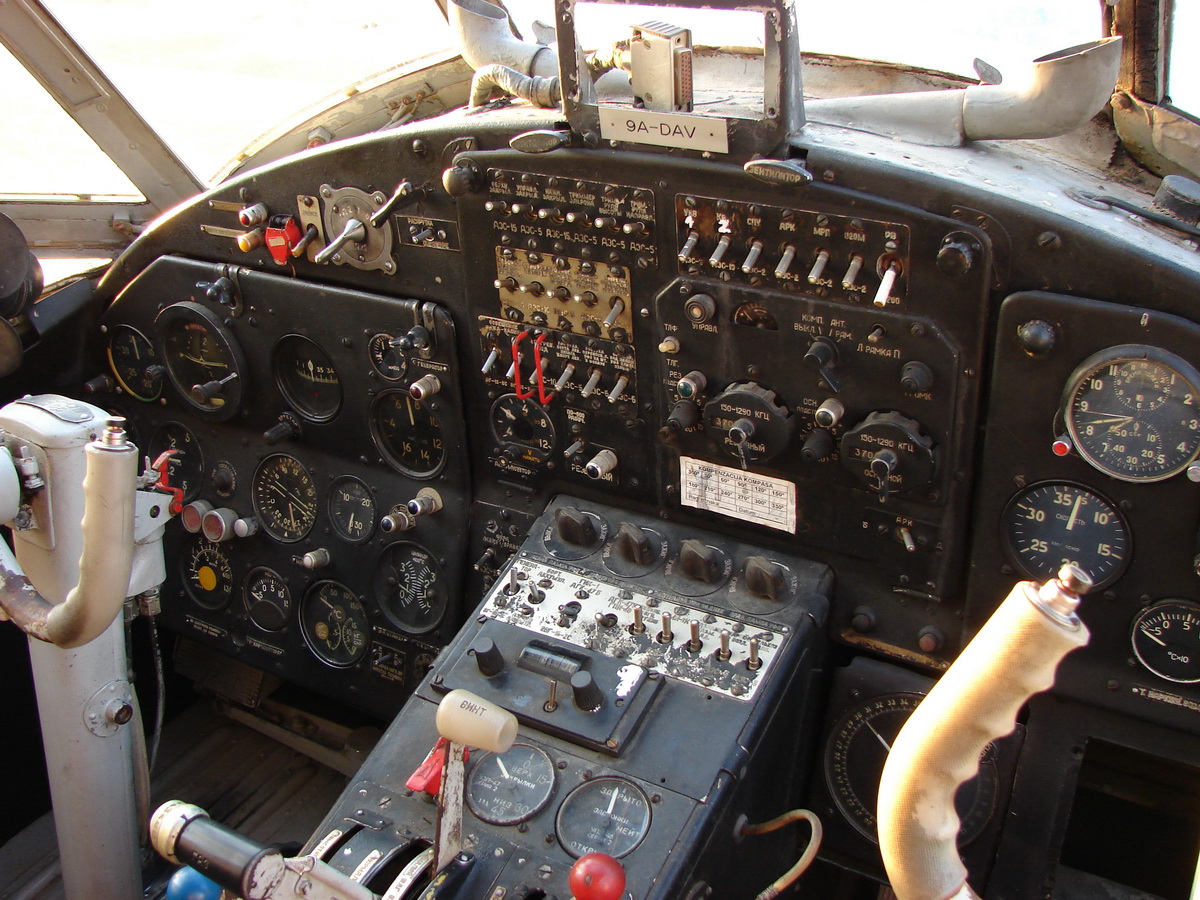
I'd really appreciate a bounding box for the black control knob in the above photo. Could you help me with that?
[442,161,480,196]
[743,556,788,602]
[683,293,717,324]
[660,399,701,441]
[702,382,792,464]
[900,361,934,393]
[936,233,978,275]
[679,539,725,584]
[263,417,300,445]
[614,522,656,566]
[839,411,935,501]
[555,507,598,547]
[570,670,605,712]
[800,427,835,462]
[471,637,506,677]
[803,337,842,392]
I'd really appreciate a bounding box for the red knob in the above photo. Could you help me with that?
[568,852,626,900]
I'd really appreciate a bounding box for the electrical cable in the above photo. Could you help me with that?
[740,808,823,900]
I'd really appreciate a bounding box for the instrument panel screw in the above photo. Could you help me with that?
[1036,231,1062,251]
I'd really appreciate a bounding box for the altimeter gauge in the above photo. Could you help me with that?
[1062,345,1200,482]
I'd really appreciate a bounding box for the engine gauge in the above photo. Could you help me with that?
[490,393,555,459]
[274,335,342,421]
[156,301,246,420]
[370,390,445,477]
[556,777,651,859]
[182,538,234,610]
[106,325,164,401]
[328,475,376,543]
[368,333,407,381]
[148,422,204,503]
[1062,345,1200,482]
[300,580,369,667]
[374,542,446,634]
[824,692,998,844]
[244,567,291,632]
[1131,599,1200,683]
[251,454,318,542]
[466,743,557,825]
[1003,482,1130,590]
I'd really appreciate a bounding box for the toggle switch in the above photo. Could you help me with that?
[806,249,830,283]
[740,240,764,272]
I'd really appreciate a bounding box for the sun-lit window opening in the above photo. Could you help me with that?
[1169,2,1198,116]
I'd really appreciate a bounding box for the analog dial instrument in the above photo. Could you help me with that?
[1003,482,1130,590]
[300,581,369,667]
[374,542,446,634]
[466,743,557,825]
[556,777,651,859]
[182,538,234,610]
[274,335,342,421]
[368,333,407,380]
[156,301,246,419]
[148,422,204,503]
[1063,345,1200,482]
[370,390,445,477]
[490,393,555,459]
[251,454,318,542]
[328,476,376,543]
[107,325,164,401]
[1131,599,1200,683]
[244,567,291,632]
[825,692,997,844]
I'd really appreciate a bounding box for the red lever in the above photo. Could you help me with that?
[568,852,626,900]
[150,450,184,515]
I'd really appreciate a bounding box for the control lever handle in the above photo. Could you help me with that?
[370,180,425,228]
[314,218,367,264]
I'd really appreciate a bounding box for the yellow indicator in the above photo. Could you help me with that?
[197,566,218,592]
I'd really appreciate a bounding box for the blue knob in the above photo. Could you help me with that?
[166,866,222,900]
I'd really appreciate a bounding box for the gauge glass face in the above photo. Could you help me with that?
[556,777,651,859]
[370,390,445,477]
[107,325,164,401]
[182,538,234,610]
[1131,600,1200,683]
[1003,482,1130,590]
[467,743,557,825]
[251,454,318,542]
[824,692,997,844]
[369,333,407,380]
[274,335,342,421]
[148,422,204,503]
[300,581,369,667]
[244,567,291,632]
[328,476,376,543]
[374,542,446,633]
[732,302,778,330]
[156,301,245,419]
[490,393,555,459]
[1064,347,1200,482]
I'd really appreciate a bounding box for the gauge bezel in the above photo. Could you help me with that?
[466,743,557,826]
[1061,344,1200,483]
[251,453,318,543]
[1130,599,1200,684]
[328,475,377,544]
[489,393,556,460]
[373,541,446,634]
[272,334,343,422]
[299,580,369,668]
[368,333,407,381]
[1001,480,1131,591]
[181,537,234,611]
[555,776,651,859]
[155,301,247,421]
[369,389,446,478]
[106,324,164,401]
[244,567,292,633]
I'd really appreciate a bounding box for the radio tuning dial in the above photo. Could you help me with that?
[702,382,792,464]
[840,411,935,501]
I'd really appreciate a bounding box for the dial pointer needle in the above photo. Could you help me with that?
[866,719,893,753]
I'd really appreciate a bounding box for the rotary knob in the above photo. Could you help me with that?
[839,411,935,501]
[702,382,792,464]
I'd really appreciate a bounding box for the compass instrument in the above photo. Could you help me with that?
[273,334,342,421]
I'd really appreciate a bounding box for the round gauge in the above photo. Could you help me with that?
[106,325,164,401]
[251,454,318,542]
[374,542,446,634]
[148,422,204,503]
[1063,345,1200,482]
[300,580,369,667]
[490,393,555,459]
[1003,482,1130,590]
[328,476,376,543]
[370,390,445,477]
[1131,599,1200,683]
[244,567,291,632]
[182,538,234,610]
[732,302,778,330]
[156,301,246,420]
[369,333,407,380]
[824,692,998,844]
[273,335,342,421]
[467,743,557,825]
[556,777,651,859]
